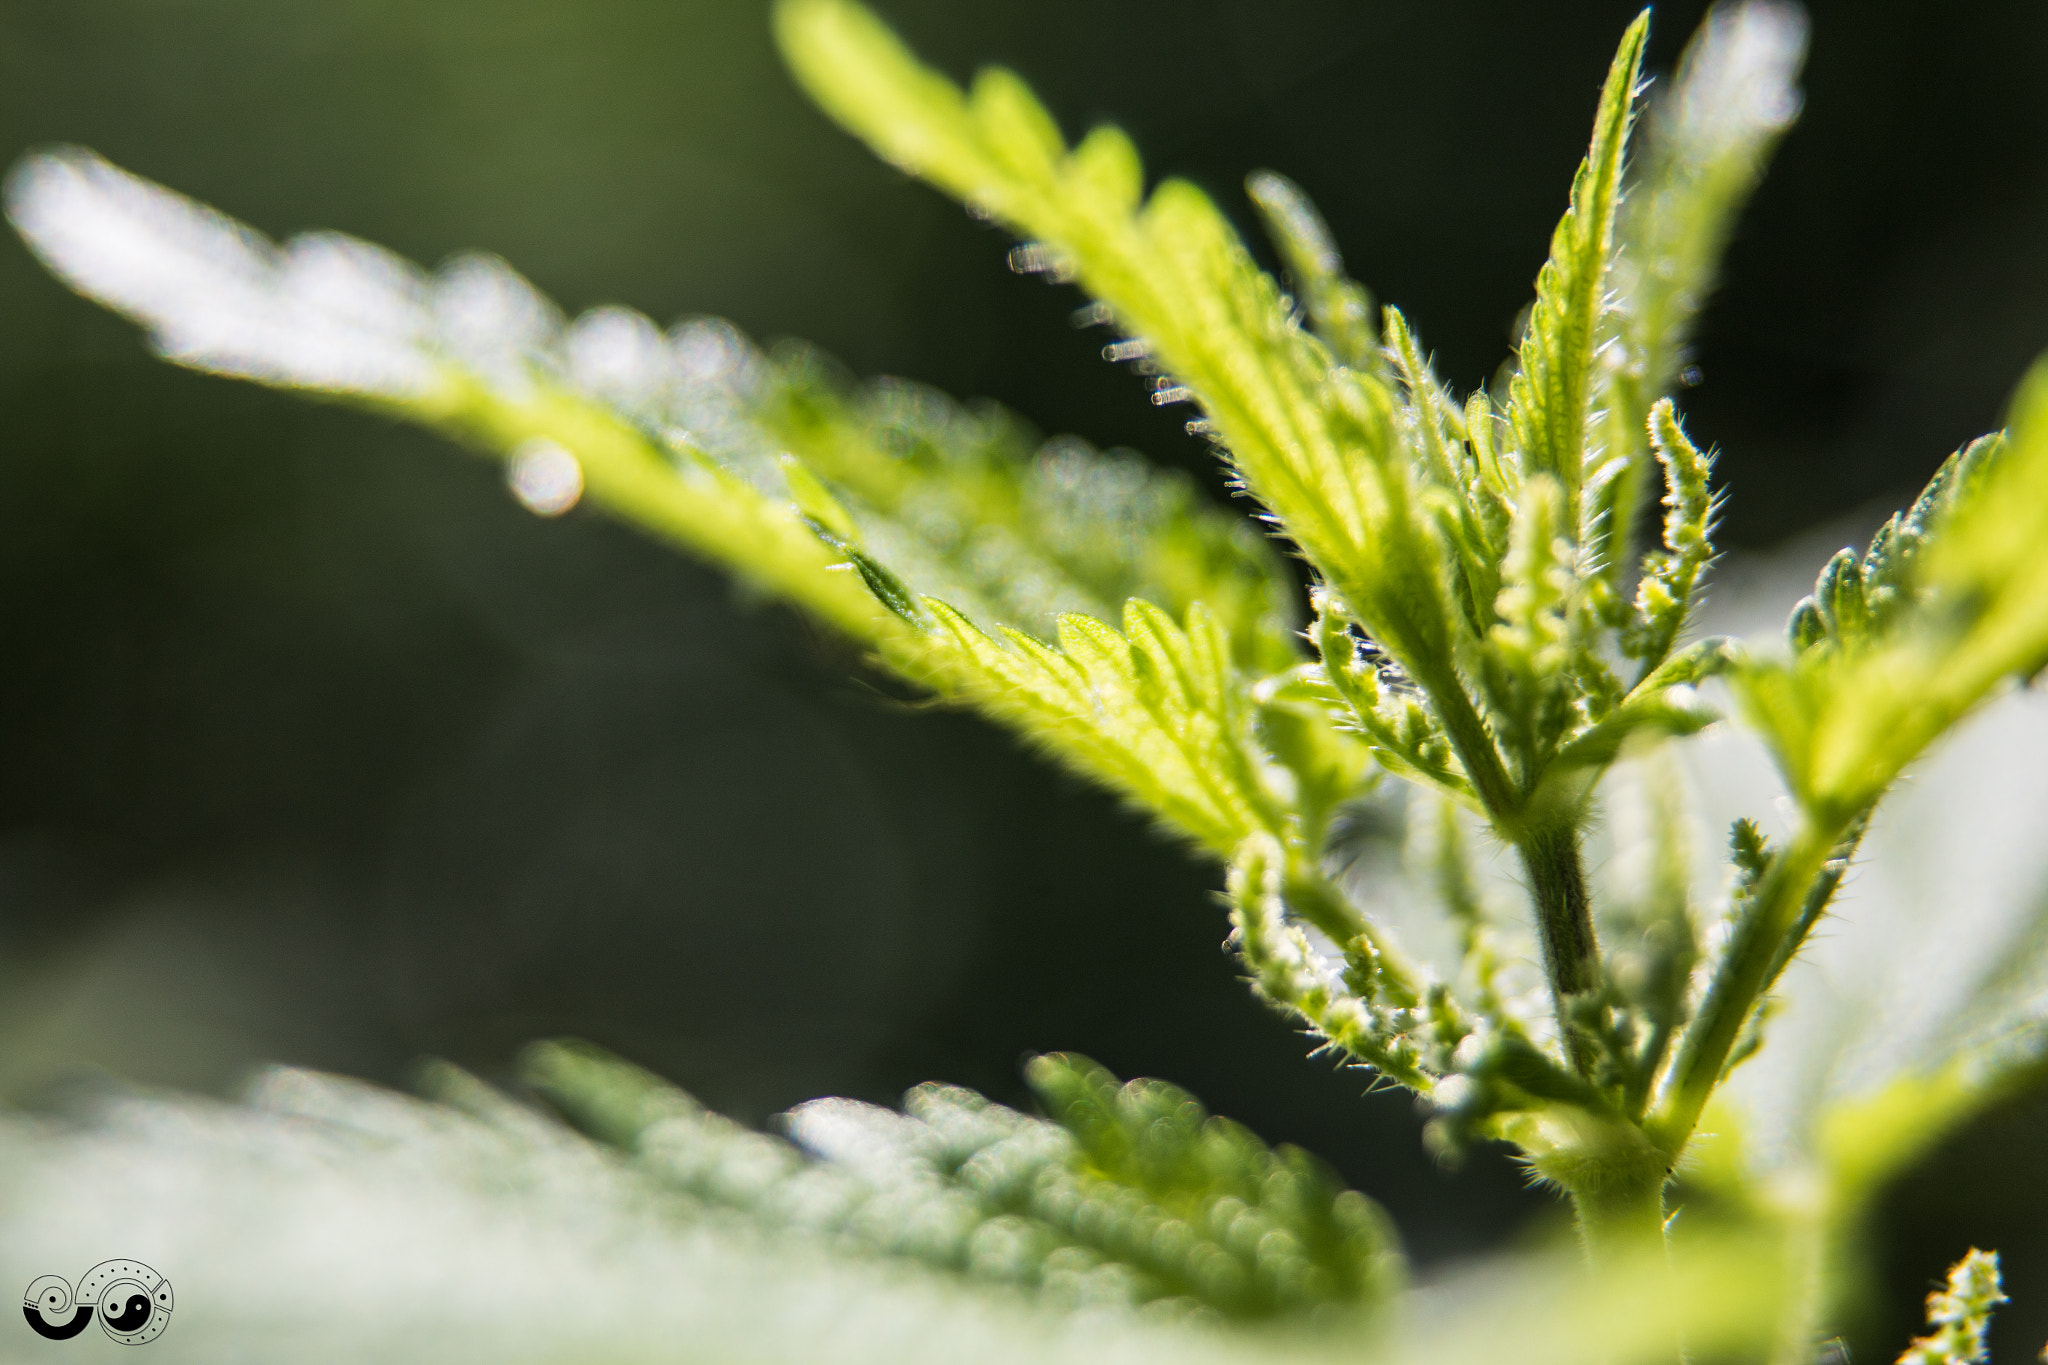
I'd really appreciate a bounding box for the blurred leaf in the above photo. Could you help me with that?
[751,345,1300,672]
[0,1066,1273,1364]
[0,1059,1787,1365]
[1598,1,1807,576]
[3,147,1331,858]
[528,1042,1403,1322]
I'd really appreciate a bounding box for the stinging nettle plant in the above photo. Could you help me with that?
[8,1,2048,1360]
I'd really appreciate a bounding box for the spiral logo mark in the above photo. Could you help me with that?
[22,1261,172,1345]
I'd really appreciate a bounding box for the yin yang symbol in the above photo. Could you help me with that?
[21,1260,172,1344]
[21,1275,89,1340]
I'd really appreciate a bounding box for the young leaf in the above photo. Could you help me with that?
[1621,399,1719,670]
[1598,2,1807,577]
[778,0,1467,717]
[1504,13,1649,518]
[1897,1249,2004,1365]
[1227,835,1436,1090]
[1308,596,1470,804]
[1735,379,2046,827]
[1244,170,1379,374]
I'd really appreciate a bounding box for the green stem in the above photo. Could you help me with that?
[1518,821,1603,1075]
[1407,657,1605,1074]
[1409,658,1519,820]
[1508,1104,1673,1278]
[1570,1164,1669,1273]
[1576,1165,1681,1365]
[1649,816,1851,1152]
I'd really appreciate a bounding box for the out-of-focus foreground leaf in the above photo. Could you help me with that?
[0,1059,1786,1364]
[524,1042,1403,1322]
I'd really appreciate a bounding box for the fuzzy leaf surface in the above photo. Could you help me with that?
[527,1041,1404,1321]
[4,147,1326,855]
[1504,13,1648,516]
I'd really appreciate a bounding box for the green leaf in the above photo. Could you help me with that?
[5,146,1336,860]
[1504,13,1649,517]
[754,345,1300,671]
[1598,2,1806,579]
[905,598,1293,853]
[526,1040,1405,1321]
[1733,376,2046,826]
[1244,170,1379,373]
[778,0,1460,699]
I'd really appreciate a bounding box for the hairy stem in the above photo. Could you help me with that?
[1649,815,1855,1152]
[1759,817,1868,996]
[1581,1172,1681,1365]
[1507,1104,1673,1281]
[1519,821,1603,1076]
[1570,1165,1669,1272]
[1407,657,1520,820]
[1407,655,1605,1073]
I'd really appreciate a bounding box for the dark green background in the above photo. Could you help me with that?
[3,0,2046,1352]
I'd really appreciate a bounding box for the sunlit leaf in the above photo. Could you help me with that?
[3,147,1322,857]
[0,1060,1786,1365]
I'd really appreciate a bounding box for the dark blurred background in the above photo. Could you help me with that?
[2,0,2046,1352]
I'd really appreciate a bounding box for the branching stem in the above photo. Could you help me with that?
[1649,812,1859,1152]
[1408,655,1606,1073]
[1409,660,1519,820]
